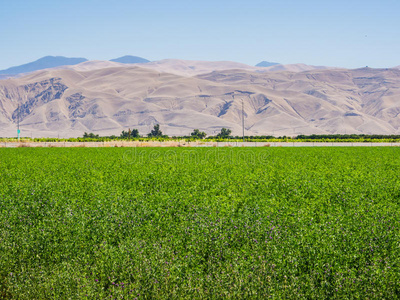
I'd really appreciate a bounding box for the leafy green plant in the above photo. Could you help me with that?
[216,127,232,138]
[191,129,207,139]
[1,147,400,298]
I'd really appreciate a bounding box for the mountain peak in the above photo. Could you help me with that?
[255,61,280,67]
[0,56,88,76]
[109,55,150,64]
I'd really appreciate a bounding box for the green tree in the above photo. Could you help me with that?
[120,128,139,139]
[191,129,207,139]
[148,124,163,137]
[217,128,232,138]
[83,132,99,138]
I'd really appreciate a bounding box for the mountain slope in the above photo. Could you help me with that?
[64,60,127,72]
[135,59,334,76]
[134,59,260,76]
[1,65,400,138]
[261,63,333,72]
[0,56,88,76]
[197,67,400,134]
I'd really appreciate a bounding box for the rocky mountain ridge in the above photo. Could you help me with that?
[1,65,400,138]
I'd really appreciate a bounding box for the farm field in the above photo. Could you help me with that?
[1,147,400,299]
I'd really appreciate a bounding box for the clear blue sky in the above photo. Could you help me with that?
[0,0,399,70]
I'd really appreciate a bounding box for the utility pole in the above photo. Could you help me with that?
[17,103,20,142]
[242,99,245,142]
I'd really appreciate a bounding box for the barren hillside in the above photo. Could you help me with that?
[1,65,400,138]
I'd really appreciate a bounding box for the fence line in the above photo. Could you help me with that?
[1,141,400,148]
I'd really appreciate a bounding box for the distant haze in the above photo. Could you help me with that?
[256,61,280,68]
[0,56,87,75]
[110,56,150,64]
[0,56,332,78]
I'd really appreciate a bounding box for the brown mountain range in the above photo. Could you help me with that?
[0,61,399,138]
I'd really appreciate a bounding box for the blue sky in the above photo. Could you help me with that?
[0,0,399,69]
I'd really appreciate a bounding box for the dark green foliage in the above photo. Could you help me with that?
[190,129,207,139]
[1,148,400,298]
[3,133,400,143]
[296,134,400,140]
[120,128,139,139]
[148,124,163,137]
[83,132,99,138]
[217,127,232,138]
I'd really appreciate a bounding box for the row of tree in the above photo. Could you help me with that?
[295,134,400,140]
[120,124,166,138]
[83,125,233,140]
[84,126,400,141]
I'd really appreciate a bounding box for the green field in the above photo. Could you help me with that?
[1,147,400,299]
